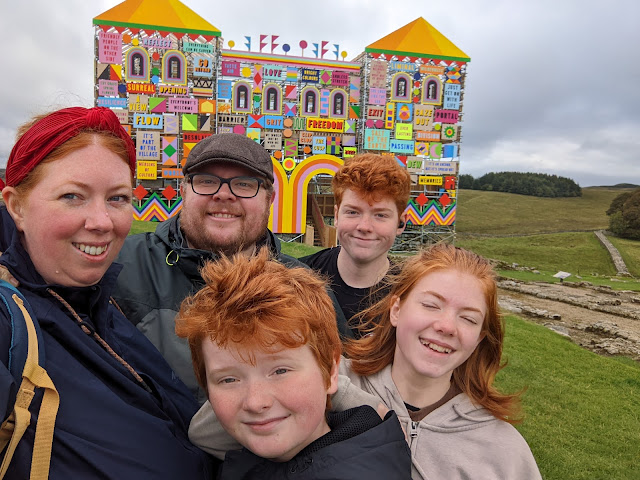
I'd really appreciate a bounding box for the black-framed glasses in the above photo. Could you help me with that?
[188,173,264,198]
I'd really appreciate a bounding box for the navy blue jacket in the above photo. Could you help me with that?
[0,207,216,479]
[218,406,411,479]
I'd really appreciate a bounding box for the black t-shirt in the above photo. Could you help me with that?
[300,247,392,336]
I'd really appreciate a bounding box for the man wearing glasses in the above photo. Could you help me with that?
[112,134,349,404]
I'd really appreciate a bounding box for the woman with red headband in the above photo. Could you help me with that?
[0,107,216,478]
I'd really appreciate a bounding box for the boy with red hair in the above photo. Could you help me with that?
[301,153,411,335]
[176,249,409,479]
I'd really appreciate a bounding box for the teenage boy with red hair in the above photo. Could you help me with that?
[301,154,411,336]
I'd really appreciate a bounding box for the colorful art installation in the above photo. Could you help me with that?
[94,1,469,241]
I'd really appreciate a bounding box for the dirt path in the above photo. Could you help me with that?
[498,280,640,361]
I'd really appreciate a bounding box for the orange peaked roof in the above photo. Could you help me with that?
[366,17,469,62]
[93,0,221,37]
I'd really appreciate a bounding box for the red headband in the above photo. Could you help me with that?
[3,107,136,188]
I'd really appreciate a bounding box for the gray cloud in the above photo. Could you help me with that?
[1,0,638,186]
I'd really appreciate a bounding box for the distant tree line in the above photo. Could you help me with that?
[607,189,640,239]
[458,172,582,198]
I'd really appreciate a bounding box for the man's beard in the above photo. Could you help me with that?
[179,206,270,257]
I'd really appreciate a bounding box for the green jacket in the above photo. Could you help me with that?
[113,215,349,404]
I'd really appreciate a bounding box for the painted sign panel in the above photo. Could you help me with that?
[112,109,129,124]
[423,160,459,175]
[390,139,414,154]
[389,61,416,73]
[193,78,213,96]
[98,31,121,64]
[183,41,214,54]
[443,84,461,110]
[158,85,188,96]
[364,129,390,150]
[129,95,149,112]
[134,113,163,129]
[264,132,282,149]
[419,176,444,186]
[343,146,357,157]
[168,98,198,113]
[367,106,385,120]
[301,69,319,83]
[136,131,160,159]
[369,60,387,89]
[99,80,118,96]
[299,131,313,144]
[369,88,386,106]
[264,64,285,80]
[127,83,156,95]
[416,130,440,141]
[222,61,240,76]
[264,115,284,129]
[414,105,434,130]
[182,133,211,143]
[434,109,459,124]
[385,103,395,129]
[137,161,158,180]
[395,124,413,140]
[350,76,360,103]
[396,103,413,122]
[141,37,172,49]
[164,114,178,134]
[306,118,345,133]
[312,136,327,154]
[331,71,349,87]
[420,65,446,75]
[97,97,127,108]
[194,56,214,77]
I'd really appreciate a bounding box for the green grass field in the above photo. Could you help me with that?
[498,315,640,479]
[456,187,626,234]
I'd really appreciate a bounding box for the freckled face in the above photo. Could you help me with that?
[334,189,404,266]
[390,269,486,387]
[203,341,338,462]
[9,142,132,287]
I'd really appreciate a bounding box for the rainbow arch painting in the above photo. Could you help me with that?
[270,154,344,234]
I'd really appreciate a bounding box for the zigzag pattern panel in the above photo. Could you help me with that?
[405,200,456,226]
[133,192,183,222]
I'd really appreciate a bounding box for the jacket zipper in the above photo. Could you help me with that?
[409,420,419,446]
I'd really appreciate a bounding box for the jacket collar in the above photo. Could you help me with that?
[155,214,281,287]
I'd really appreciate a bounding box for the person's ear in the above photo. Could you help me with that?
[268,189,275,205]
[333,203,339,227]
[396,213,407,234]
[2,187,25,232]
[327,356,339,395]
[179,181,187,197]
[389,295,401,327]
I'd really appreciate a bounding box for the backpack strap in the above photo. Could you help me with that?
[0,281,59,480]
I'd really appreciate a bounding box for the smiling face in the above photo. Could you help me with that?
[4,141,132,287]
[179,162,274,256]
[203,341,338,462]
[334,189,405,267]
[390,268,486,391]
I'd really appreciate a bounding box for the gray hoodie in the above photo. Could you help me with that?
[336,360,542,480]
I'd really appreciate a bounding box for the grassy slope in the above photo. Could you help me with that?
[499,316,640,480]
[455,187,624,234]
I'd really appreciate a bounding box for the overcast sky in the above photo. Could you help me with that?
[0,0,638,187]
